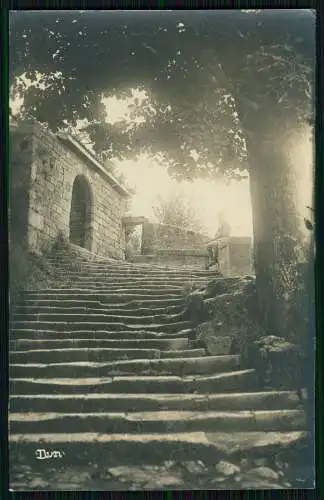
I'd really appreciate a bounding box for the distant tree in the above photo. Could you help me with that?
[152,193,206,234]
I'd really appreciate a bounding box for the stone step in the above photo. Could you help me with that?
[13,304,184,316]
[10,369,258,394]
[50,280,203,289]
[160,349,205,358]
[50,256,207,266]
[23,289,184,299]
[45,285,186,292]
[48,245,103,258]
[51,267,211,277]
[48,261,217,275]
[50,261,210,271]
[8,431,308,466]
[50,249,209,264]
[10,338,190,350]
[16,297,186,309]
[12,312,186,326]
[10,330,193,341]
[9,391,303,414]
[50,275,209,284]
[12,320,192,333]
[9,409,306,435]
[10,355,240,378]
[52,275,209,284]
[20,293,185,305]
[48,259,212,271]
[50,270,216,280]
[10,348,206,363]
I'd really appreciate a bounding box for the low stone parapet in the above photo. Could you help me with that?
[129,246,208,268]
[207,237,253,276]
[141,222,209,255]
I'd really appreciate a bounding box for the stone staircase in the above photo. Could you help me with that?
[9,244,307,489]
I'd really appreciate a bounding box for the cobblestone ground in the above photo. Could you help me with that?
[10,445,314,491]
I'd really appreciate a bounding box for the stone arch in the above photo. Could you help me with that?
[69,174,93,250]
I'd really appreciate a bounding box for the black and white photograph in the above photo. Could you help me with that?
[8,8,315,491]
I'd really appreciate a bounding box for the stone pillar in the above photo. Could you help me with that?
[141,222,155,255]
[218,239,231,276]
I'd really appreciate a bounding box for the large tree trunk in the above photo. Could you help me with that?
[239,105,312,345]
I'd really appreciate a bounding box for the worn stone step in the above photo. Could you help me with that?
[47,285,186,293]
[13,312,186,326]
[50,255,207,265]
[47,245,104,258]
[17,297,186,308]
[10,369,258,394]
[13,304,184,316]
[57,272,196,280]
[46,264,213,275]
[10,355,240,378]
[9,409,306,435]
[48,257,210,271]
[50,269,215,283]
[10,348,159,363]
[52,259,210,267]
[160,349,206,358]
[10,329,193,341]
[52,277,200,285]
[52,275,209,284]
[10,337,190,350]
[8,431,308,466]
[9,391,303,414]
[50,272,215,282]
[12,320,192,333]
[51,259,212,269]
[10,348,205,363]
[49,262,217,276]
[50,276,208,285]
[20,293,184,305]
[23,289,184,299]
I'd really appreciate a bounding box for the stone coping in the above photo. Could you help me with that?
[155,248,207,257]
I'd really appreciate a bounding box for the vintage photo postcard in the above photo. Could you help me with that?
[8,9,315,491]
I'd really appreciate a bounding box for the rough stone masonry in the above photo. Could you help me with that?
[10,118,130,259]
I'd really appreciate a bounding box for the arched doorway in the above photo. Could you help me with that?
[69,175,93,250]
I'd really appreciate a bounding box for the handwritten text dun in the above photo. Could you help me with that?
[35,448,65,460]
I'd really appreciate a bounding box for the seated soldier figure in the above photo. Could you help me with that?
[205,244,218,270]
[205,212,231,270]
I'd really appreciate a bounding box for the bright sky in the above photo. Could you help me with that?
[102,88,253,237]
[112,157,253,237]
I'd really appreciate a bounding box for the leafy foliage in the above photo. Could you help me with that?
[10,10,314,181]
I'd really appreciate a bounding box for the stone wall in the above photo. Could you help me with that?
[220,237,254,276]
[10,120,129,259]
[141,222,208,255]
[131,248,207,268]
[139,222,253,273]
[10,129,33,249]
